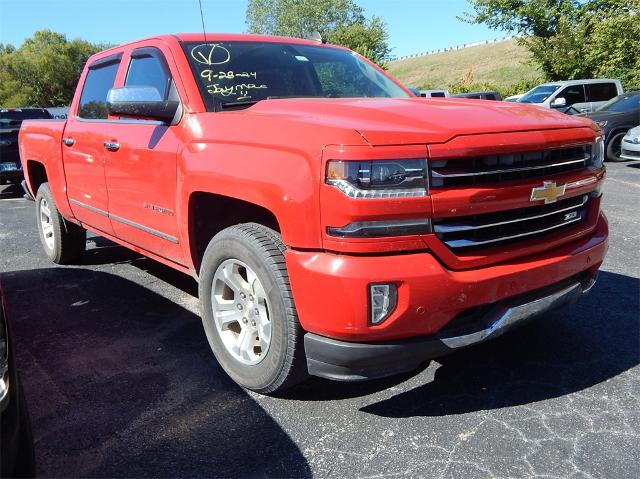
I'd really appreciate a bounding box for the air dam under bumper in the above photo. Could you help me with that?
[305,275,596,381]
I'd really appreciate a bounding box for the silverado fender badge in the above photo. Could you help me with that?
[530,181,566,204]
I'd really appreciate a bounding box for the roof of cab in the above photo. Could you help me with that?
[86,33,348,63]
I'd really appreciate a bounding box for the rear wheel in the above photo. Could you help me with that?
[606,131,627,162]
[36,183,86,264]
[198,223,307,394]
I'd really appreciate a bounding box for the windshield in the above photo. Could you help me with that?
[596,92,640,112]
[181,41,410,110]
[518,85,560,104]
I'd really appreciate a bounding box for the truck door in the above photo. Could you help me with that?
[62,55,121,235]
[101,47,184,265]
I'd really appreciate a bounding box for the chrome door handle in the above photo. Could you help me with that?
[103,141,120,152]
[62,137,75,146]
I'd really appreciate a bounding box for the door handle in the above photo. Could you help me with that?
[62,137,75,146]
[103,141,120,152]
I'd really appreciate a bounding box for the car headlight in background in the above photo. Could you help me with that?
[0,139,12,147]
[591,136,605,168]
[326,159,428,198]
[595,120,607,128]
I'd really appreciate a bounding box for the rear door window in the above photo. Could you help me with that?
[78,57,121,119]
[557,85,586,106]
[587,83,618,102]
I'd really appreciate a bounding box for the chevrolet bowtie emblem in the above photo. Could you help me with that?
[530,181,566,204]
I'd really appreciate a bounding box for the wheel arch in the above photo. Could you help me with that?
[187,191,282,273]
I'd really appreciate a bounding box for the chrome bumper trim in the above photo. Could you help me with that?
[439,278,594,349]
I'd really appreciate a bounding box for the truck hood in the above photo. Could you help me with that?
[245,97,595,146]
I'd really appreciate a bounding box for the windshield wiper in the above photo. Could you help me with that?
[219,100,260,109]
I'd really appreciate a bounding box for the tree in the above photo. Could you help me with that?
[0,30,105,107]
[462,0,640,89]
[245,0,392,65]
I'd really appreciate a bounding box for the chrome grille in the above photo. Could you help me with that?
[430,145,593,188]
[433,195,590,251]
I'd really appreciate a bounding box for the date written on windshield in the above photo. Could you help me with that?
[191,43,269,101]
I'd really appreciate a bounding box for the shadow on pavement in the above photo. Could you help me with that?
[0,183,24,199]
[360,270,639,417]
[1,267,311,478]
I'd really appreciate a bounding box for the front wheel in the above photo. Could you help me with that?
[606,132,627,162]
[198,223,307,394]
[36,183,86,264]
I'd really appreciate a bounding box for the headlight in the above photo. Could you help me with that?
[596,120,607,128]
[0,139,12,147]
[591,136,605,168]
[326,159,428,198]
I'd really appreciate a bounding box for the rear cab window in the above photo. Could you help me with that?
[78,55,121,119]
[587,83,618,102]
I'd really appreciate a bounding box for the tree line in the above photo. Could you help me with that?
[0,0,636,108]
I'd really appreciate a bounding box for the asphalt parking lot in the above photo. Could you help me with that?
[1,162,638,479]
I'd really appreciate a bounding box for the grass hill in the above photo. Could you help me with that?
[388,39,543,97]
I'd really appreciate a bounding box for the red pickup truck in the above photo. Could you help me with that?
[19,34,608,394]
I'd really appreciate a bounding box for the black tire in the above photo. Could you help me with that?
[198,223,307,394]
[35,183,86,264]
[606,131,627,162]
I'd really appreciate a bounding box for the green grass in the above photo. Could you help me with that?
[388,39,543,96]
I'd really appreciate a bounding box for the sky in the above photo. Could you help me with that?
[0,0,503,58]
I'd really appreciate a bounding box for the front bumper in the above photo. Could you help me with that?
[304,273,596,380]
[621,140,640,160]
[286,212,608,342]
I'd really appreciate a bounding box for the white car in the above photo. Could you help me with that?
[504,94,524,102]
[517,79,623,113]
[621,126,640,161]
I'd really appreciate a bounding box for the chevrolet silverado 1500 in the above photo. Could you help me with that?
[19,34,608,393]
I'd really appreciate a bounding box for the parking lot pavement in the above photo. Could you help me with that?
[0,162,638,479]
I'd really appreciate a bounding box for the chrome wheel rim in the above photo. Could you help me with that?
[39,198,55,250]
[211,259,272,365]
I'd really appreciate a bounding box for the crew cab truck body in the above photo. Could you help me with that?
[19,34,608,393]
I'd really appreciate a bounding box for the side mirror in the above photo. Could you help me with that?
[107,86,179,123]
[551,97,567,108]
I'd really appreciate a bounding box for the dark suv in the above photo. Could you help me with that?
[451,91,502,101]
[1,108,52,184]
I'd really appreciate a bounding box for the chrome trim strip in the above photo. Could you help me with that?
[444,214,583,248]
[69,198,108,217]
[434,196,588,233]
[431,156,589,178]
[69,198,178,243]
[440,281,584,349]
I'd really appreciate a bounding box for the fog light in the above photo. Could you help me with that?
[369,283,398,325]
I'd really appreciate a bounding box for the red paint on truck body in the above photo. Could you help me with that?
[19,34,607,343]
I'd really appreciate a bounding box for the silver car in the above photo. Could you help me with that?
[517,79,623,114]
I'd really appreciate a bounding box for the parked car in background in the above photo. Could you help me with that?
[620,125,640,161]
[451,91,502,101]
[1,108,52,185]
[417,89,450,98]
[1,283,36,478]
[582,92,640,162]
[518,79,623,114]
[504,93,524,102]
